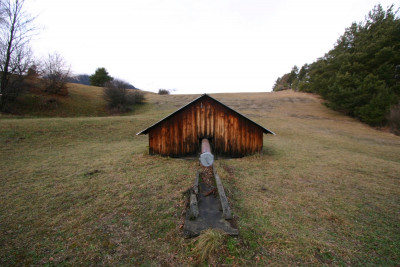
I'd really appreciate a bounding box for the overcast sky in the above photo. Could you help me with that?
[26,0,396,94]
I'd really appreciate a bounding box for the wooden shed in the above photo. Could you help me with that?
[136,94,274,158]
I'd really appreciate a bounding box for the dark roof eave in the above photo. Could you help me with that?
[136,94,206,135]
[136,94,275,136]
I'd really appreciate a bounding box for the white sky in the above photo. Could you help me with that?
[26,0,396,94]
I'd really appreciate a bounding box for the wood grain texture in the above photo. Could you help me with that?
[147,95,265,157]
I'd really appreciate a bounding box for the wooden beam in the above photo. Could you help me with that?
[200,138,214,167]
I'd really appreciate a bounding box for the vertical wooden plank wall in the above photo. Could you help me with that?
[148,96,263,157]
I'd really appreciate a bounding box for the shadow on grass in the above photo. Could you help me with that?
[260,145,279,157]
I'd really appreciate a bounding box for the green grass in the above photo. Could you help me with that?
[1,90,399,265]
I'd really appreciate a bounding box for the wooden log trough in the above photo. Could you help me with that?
[199,139,214,167]
[183,139,238,237]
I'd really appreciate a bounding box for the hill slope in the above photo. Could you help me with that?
[6,83,108,117]
[0,90,399,265]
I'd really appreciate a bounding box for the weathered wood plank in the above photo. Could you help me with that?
[147,95,267,157]
[189,193,199,220]
[213,168,232,220]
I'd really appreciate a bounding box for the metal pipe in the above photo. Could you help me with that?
[199,138,214,167]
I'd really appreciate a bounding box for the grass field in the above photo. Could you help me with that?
[1,88,399,265]
[6,83,108,117]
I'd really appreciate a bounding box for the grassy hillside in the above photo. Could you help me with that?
[5,83,109,117]
[1,90,399,265]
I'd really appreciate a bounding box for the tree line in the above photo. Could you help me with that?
[273,4,400,133]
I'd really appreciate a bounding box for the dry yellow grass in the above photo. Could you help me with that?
[191,229,228,264]
[0,89,399,265]
[9,83,108,117]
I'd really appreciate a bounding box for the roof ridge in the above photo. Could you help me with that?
[136,94,275,135]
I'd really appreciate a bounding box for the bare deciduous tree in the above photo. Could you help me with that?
[42,52,70,95]
[0,0,36,111]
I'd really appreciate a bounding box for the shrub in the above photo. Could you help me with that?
[103,79,144,113]
[158,89,170,95]
[0,75,29,112]
[131,89,145,104]
[42,53,70,96]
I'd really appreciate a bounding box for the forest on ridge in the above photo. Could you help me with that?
[273,5,400,133]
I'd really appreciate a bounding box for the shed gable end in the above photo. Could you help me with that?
[145,95,266,157]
